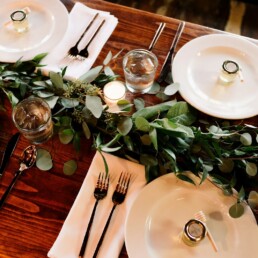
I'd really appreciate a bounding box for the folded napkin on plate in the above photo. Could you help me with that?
[48,151,146,258]
[41,2,118,80]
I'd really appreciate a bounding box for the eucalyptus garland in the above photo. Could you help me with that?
[0,52,258,218]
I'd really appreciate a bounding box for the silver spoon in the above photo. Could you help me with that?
[0,145,37,209]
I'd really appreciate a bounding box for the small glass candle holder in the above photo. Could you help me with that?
[219,60,239,83]
[10,10,29,33]
[12,97,53,144]
[123,49,158,94]
[182,219,206,247]
[103,81,126,104]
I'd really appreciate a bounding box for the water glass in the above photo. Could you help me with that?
[123,49,158,93]
[12,97,53,144]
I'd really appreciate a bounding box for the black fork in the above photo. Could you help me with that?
[92,172,131,258]
[78,172,109,258]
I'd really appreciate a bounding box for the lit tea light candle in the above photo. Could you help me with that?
[103,81,126,103]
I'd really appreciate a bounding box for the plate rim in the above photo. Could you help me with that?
[172,34,258,119]
[125,172,258,258]
[0,0,69,62]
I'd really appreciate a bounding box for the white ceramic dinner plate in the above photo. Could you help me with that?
[172,34,258,119]
[0,0,68,62]
[125,173,258,258]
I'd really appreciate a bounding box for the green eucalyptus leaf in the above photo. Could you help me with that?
[256,134,258,143]
[164,82,180,96]
[246,161,257,176]
[59,128,74,144]
[149,127,158,150]
[117,117,133,136]
[117,99,133,112]
[123,135,134,151]
[167,102,196,125]
[63,160,77,175]
[248,191,258,209]
[132,100,177,119]
[176,173,195,185]
[229,203,244,218]
[240,133,252,146]
[134,98,145,111]
[33,81,47,87]
[151,118,194,137]
[218,158,234,173]
[135,117,150,132]
[155,92,170,101]
[79,65,103,83]
[140,154,158,166]
[32,53,48,63]
[98,150,109,174]
[140,134,152,145]
[147,82,160,94]
[103,51,113,65]
[73,132,81,152]
[238,186,245,202]
[5,90,19,107]
[34,91,54,98]
[50,71,64,89]
[95,134,102,147]
[36,149,53,171]
[82,121,91,139]
[61,98,79,108]
[60,116,72,126]
[100,146,121,152]
[86,95,103,118]
[45,96,59,109]
[199,167,209,185]
[104,66,115,76]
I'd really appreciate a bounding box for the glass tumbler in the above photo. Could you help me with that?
[12,97,53,144]
[123,49,158,93]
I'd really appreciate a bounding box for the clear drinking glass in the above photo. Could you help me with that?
[123,49,158,93]
[12,97,53,144]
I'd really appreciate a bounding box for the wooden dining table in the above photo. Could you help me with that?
[0,0,257,257]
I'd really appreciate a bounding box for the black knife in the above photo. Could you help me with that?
[0,132,20,178]
[157,21,185,83]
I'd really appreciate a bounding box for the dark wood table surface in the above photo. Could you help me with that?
[0,0,257,257]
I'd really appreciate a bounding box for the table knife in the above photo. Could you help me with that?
[157,21,185,83]
[0,132,20,178]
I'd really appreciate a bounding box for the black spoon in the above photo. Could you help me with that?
[0,145,37,209]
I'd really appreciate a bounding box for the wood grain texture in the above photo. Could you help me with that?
[0,0,257,257]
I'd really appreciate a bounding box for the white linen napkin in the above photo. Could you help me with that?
[48,151,146,258]
[41,2,118,80]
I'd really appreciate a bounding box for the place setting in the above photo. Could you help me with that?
[47,151,146,258]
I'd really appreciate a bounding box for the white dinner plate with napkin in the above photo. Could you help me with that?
[48,151,146,258]
[41,2,118,80]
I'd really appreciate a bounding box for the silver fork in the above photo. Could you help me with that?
[92,172,131,258]
[78,172,109,258]
[67,13,99,59]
